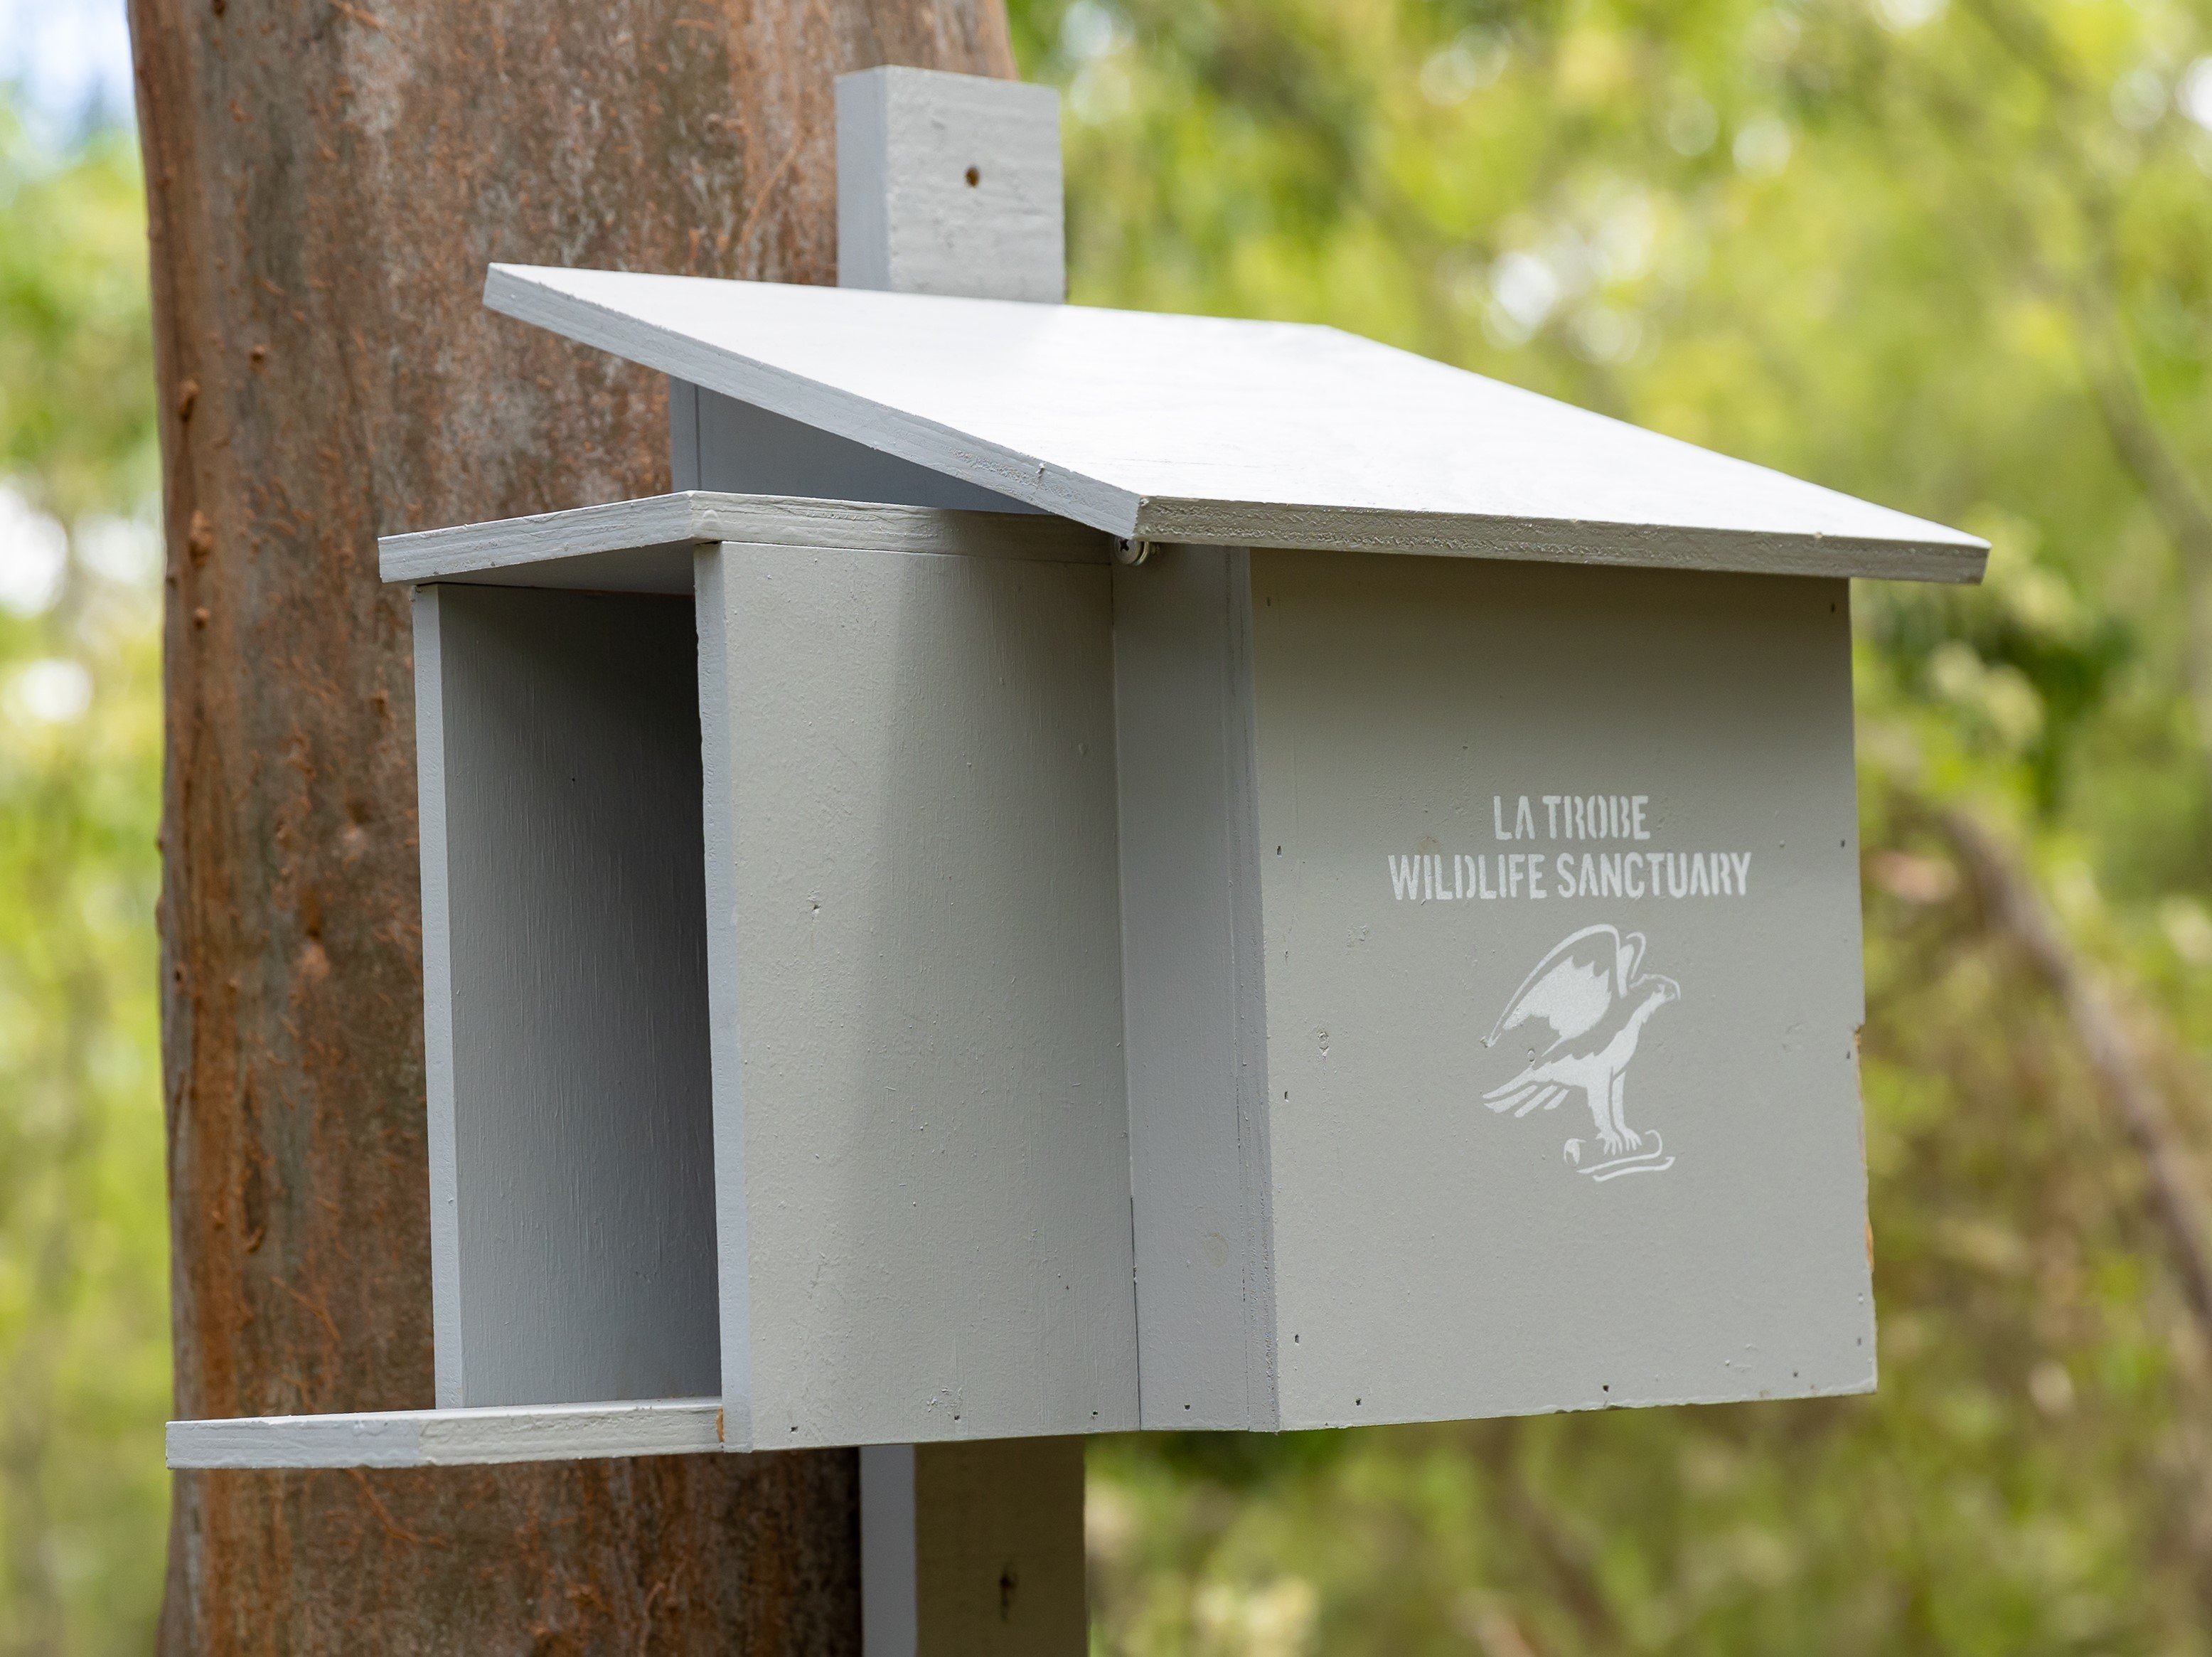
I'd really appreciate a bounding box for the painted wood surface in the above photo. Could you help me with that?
[835,68,1064,304]
[672,70,1060,513]
[380,490,1104,589]
[860,1445,923,1653]
[167,1397,723,1469]
[483,263,1987,581]
[698,539,1140,1450]
[420,585,720,1408]
[1125,550,1877,1429]
[682,386,1036,512]
[411,587,469,1401]
[1111,547,1279,1432]
[825,68,1088,1657]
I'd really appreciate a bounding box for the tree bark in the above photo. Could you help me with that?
[127,0,1014,1648]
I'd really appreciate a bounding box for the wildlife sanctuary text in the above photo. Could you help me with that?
[1386,850,1757,902]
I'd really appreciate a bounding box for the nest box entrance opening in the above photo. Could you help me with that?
[417,582,720,1410]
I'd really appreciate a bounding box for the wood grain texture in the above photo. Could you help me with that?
[677,73,1064,510]
[131,0,1013,1643]
[422,586,720,1409]
[835,68,1065,302]
[1113,549,1876,1432]
[481,266,1989,580]
[1111,546,1278,1432]
[911,1437,1086,1656]
[698,540,1140,1450]
[169,1399,725,1470]
[857,1437,1084,1657]
[816,73,1089,1653]
[379,491,1105,587]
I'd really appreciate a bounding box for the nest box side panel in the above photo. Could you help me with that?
[1250,552,1874,1429]
[699,540,1138,1448]
[414,588,468,1407]
[683,385,1032,511]
[424,585,720,1408]
[1111,544,1281,1432]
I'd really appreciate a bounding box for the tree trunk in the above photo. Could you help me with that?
[127,0,1014,1647]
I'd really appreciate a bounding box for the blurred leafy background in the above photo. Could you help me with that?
[0,6,168,1650]
[9,0,2212,1650]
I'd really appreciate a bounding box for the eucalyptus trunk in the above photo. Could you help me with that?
[127,0,1014,1646]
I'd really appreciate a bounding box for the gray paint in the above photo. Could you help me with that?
[189,496,1880,1464]
[671,71,1063,519]
[687,388,1035,512]
[483,262,1987,580]
[1254,555,1871,1425]
[835,68,1065,304]
[412,587,466,1402]
[859,1444,919,1657]
[422,585,720,1408]
[389,484,1106,588]
[187,48,1897,1492]
[1111,547,1278,1429]
[380,489,1101,590]
[1114,549,1875,1429]
[671,375,702,491]
[693,546,755,1447]
[167,1397,722,1469]
[827,66,1085,1656]
[698,540,1140,1447]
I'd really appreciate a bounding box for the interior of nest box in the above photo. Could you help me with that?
[420,581,722,1410]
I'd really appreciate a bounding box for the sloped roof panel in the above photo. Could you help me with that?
[486,263,1984,582]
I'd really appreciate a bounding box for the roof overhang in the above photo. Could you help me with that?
[486,263,1987,585]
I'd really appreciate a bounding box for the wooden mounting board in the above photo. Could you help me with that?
[484,264,1987,583]
[167,1397,723,1469]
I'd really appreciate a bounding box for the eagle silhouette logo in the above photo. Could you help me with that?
[1482,925,1679,1180]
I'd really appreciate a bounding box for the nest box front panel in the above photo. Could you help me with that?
[1251,551,1874,1428]
[698,538,1140,1449]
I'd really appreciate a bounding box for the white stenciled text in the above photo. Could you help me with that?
[1386,848,1754,903]
[1492,793,1649,841]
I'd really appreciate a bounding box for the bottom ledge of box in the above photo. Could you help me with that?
[166,1396,725,1469]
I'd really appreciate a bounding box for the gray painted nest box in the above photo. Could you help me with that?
[169,69,1984,1474]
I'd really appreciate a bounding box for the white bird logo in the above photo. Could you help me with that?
[1482,925,1680,1161]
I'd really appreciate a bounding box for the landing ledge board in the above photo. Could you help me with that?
[378,491,1112,592]
[167,1397,723,1469]
[483,264,1988,585]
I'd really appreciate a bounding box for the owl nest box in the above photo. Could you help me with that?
[170,72,1983,1473]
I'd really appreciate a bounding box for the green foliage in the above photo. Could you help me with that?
[0,99,166,1656]
[0,113,158,522]
[1002,0,2212,1650]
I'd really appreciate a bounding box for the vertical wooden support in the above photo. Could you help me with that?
[835,66,1064,302]
[861,1440,1087,1657]
[672,66,1086,1653]
[832,68,1086,1656]
[668,63,1059,507]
